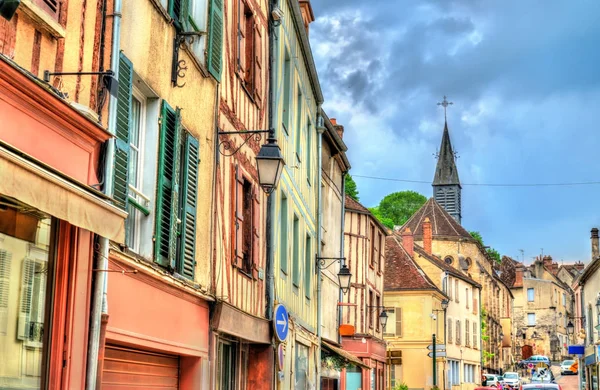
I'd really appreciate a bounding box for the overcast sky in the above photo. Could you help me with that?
[309,0,600,263]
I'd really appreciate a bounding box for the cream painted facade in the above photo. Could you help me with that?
[270,0,323,388]
[411,248,482,390]
[385,291,446,390]
[427,238,514,373]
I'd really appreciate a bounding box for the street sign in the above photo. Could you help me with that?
[277,344,285,371]
[273,304,289,342]
[527,363,534,369]
[568,345,585,355]
[428,351,446,358]
[427,344,446,351]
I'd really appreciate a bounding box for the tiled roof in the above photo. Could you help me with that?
[413,245,481,288]
[345,194,370,214]
[402,198,474,241]
[384,236,439,291]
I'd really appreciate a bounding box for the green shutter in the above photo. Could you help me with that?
[178,132,199,279]
[207,0,223,81]
[154,101,181,269]
[169,0,183,27]
[304,235,311,299]
[113,52,133,211]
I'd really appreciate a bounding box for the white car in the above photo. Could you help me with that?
[502,372,521,388]
[483,374,502,387]
[560,360,576,375]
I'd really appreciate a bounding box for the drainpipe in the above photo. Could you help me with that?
[316,107,325,387]
[86,0,122,388]
[479,288,483,381]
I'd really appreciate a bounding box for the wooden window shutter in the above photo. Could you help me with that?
[207,0,223,81]
[178,132,199,280]
[252,23,262,101]
[252,185,261,274]
[33,0,60,20]
[448,319,452,343]
[233,165,244,267]
[169,0,187,29]
[395,308,402,337]
[0,249,11,335]
[113,53,133,212]
[17,258,35,340]
[154,102,182,269]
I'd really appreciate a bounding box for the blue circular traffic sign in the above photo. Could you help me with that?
[273,304,289,342]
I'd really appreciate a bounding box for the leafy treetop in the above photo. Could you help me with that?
[345,174,359,202]
[469,231,502,264]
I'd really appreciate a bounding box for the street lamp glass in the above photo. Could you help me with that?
[338,264,352,294]
[567,321,574,335]
[255,139,285,194]
[379,311,388,330]
[441,299,449,310]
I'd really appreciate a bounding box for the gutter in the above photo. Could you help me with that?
[86,0,122,387]
[316,106,324,388]
[339,170,347,346]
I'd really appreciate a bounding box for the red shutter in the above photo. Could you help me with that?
[252,185,261,278]
[234,165,244,267]
[33,0,60,20]
[253,24,262,101]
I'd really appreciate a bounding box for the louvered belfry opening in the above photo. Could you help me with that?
[0,194,54,388]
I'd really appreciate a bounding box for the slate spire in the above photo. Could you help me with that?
[432,114,462,223]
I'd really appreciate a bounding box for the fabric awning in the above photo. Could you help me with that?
[322,341,369,369]
[0,145,127,243]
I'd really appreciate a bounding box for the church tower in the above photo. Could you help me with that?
[433,97,462,224]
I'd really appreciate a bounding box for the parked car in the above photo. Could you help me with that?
[519,355,551,368]
[522,383,562,390]
[483,374,502,387]
[502,372,521,388]
[560,360,576,375]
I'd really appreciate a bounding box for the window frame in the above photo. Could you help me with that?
[527,288,535,302]
[527,313,536,326]
[279,193,288,274]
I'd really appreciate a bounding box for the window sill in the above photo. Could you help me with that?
[20,0,66,38]
[239,268,253,280]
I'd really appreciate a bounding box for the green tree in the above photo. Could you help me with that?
[378,191,427,227]
[368,207,395,230]
[345,174,359,202]
[469,231,502,264]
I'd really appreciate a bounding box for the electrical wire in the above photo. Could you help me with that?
[351,174,600,187]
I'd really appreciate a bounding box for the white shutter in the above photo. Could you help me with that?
[0,249,12,335]
[17,258,36,340]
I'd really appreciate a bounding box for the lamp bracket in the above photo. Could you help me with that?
[366,305,388,312]
[43,70,114,83]
[171,32,204,88]
[218,129,271,157]
[316,256,346,270]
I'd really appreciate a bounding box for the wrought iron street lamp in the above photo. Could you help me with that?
[316,257,352,295]
[379,310,389,330]
[567,321,575,335]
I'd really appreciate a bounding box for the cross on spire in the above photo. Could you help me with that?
[437,95,453,121]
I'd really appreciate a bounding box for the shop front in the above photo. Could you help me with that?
[0,56,126,389]
[585,352,597,390]
[341,336,388,390]
[100,250,211,388]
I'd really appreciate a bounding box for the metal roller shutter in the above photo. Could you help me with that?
[102,345,179,389]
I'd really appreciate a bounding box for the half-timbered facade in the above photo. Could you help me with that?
[342,196,389,390]
[212,0,272,387]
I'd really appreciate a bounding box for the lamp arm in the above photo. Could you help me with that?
[217,129,270,157]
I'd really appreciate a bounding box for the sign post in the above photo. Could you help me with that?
[433,334,437,387]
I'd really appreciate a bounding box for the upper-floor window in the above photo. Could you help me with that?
[115,53,199,280]
[304,234,311,299]
[447,318,453,343]
[465,319,470,347]
[378,232,383,273]
[465,288,469,309]
[472,321,477,347]
[562,293,566,306]
[292,215,300,287]
[33,0,61,21]
[233,169,259,276]
[455,279,459,303]
[280,193,288,274]
[375,295,381,331]
[368,290,374,329]
[456,320,461,345]
[527,288,534,302]
[370,224,377,269]
[528,313,536,326]
[281,50,292,134]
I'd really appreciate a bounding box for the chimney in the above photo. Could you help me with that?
[592,228,599,260]
[551,262,558,275]
[330,118,344,139]
[401,228,414,257]
[543,255,553,269]
[574,261,585,271]
[298,0,315,35]
[514,264,524,287]
[423,217,432,255]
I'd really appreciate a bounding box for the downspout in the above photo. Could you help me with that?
[479,288,483,381]
[86,0,122,387]
[316,107,325,387]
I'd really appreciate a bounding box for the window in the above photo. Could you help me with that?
[217,340,236,390]
[377,232,383,273]
[527,288,534,302]
[306,119,312,184]
[115,54,198,279]
[304,234,311,298]
[233,171,256,276]
[292,215,300,287]
[562,293,566,306]
[370,224,376,268]
[473,321,477,348]
[456,320,461,345]
[395,308,402,337]
[449,360,460,386]
[295,88,303,160]
[473,297,478,315]
[466,288,469,309]
[369,290,374,329]
[448,319,453,343]
[282,50,292,134]
[528,313,536,326]
[448,276,452,300]
[0,201,53,387]
[32,0,60,20]
[445,256,453,265]
[464,364,476,383]
[375,295,381,331]
[455,279,459,302]
[237,0,261,97]
[295,342,309,390]
[280,194,288,274]
[466,319,470,347]
[207,0,224,80]
[185,0,209,65]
